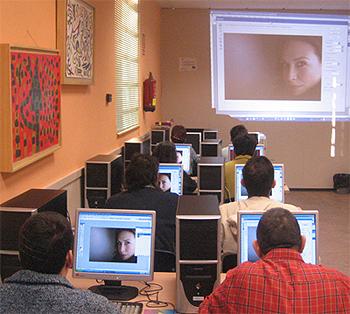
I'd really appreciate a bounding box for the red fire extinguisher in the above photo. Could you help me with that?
[143,72,156,112]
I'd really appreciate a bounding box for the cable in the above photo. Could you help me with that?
[138,281,175,310]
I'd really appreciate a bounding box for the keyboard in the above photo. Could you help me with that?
[112,301,143,314]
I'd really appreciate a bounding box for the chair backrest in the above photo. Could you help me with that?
[154,249,176,272]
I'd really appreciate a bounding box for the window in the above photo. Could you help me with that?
[114,0,139,134]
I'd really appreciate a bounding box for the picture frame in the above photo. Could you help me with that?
[0,44,61,172]
[56,0,95,85]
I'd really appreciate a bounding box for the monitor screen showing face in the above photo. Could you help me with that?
[238,211,319,265]
[175,144,192,173]
[73,209,155,281]
[158,163,183,195]
[235,164,284,202]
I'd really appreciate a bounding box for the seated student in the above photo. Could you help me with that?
[171,125,199,175]
[105,154,178,254]
[0,212,120,314]
[221,156,301,256]
[153,141,197,194]
[200,208,350,313]
[222,124,248,162]
[224,134,257,202]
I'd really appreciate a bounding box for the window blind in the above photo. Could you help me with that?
[114,0,139,134]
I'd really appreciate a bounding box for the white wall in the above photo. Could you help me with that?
[160,9,350,188]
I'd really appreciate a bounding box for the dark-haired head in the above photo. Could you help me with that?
[125,153,159,191]
[171,125,187,143]
[242,156,275,197]
[230,124,248,143]
[254,208,303,256]
[233,134,257,157]
[19,212,73,274]
[152,141,177,163]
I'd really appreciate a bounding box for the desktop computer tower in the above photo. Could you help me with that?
[198,157,224,204]
[0,189,68,218]
[176,195,221,313]
[203,129,218,140]
[200,139,222,157]
[151,127,170,153]
[85,153,124,208]
[0,207,39,281]
[124,136,151,169]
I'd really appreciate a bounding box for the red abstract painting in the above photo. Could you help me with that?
[10,52,61,162]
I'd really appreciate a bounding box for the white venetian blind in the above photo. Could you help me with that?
[114,0,139,134]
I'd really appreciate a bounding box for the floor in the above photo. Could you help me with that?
[285,190,350,276]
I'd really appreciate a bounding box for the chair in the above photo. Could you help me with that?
[154,249,176,272]
[222,254,237,273]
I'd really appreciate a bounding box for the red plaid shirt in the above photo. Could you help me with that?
[199,249,350,314]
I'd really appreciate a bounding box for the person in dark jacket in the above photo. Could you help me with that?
[105,154,179,254]
[153,141,197,194]
[0,212,120,314]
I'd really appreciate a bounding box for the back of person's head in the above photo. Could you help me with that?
[19,211,73,274]
[230,124,248,143]
[152,141,177,163]
[243,156,274,197]
[125,153,159,191]
[257,208,302,255]
[233,134,257,157]
[171,125,186,143]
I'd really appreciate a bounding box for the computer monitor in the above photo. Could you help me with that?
[228,144,265,161]
[158,163,183,195]
[185,132,201,155]
[73,208,156,300]
[235,163,284,202]
[174,144,192,173]
[237,210,319,265]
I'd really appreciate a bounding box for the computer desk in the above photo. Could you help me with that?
[67,270,226,312]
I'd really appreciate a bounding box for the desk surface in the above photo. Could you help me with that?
[67,270,177,311]
[67,270,225,313]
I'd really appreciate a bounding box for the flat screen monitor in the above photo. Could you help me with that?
[237,210,319,265]
[185,132,201,155]
[174,144,192,173]
[254,144,265,157]
[228,144,265,160]
[73,208,156,300]
[235,163,284,202]
[158,163,183,195]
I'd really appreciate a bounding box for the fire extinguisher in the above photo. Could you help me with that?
[143,72,156,112]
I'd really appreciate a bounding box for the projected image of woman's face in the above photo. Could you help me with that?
[116,230,136,261]
[281,40,322,97]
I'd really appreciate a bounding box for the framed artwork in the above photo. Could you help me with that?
[0,44,61,172]
[57,0,95,85]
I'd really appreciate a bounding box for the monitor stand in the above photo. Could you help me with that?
[89,280,138,301]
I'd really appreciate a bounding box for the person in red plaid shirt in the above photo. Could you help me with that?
[199,208,350,314]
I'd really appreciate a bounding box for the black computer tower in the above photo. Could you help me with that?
[124,136,151,169]
[151,127,170,153]
[85,153,124,208]
[0,189,67,218]
[176,195,221,313]
[201,139,222,157]
[0,207,38,281]
[198,157,224,204]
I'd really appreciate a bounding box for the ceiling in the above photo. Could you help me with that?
[155,0,350,11]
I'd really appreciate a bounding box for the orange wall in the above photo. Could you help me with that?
[0,0,161,202]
